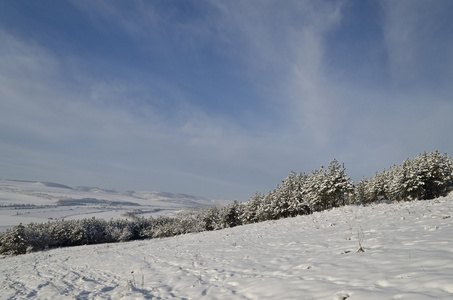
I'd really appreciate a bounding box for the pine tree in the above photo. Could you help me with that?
[241,192,263,224]
[325,159,354,207]
[220,201,243,228]
[200,207,221,231]
[0,223,28,255]
[305,167,324,212]
[423,150,453,198]
[289,172,310,216]
[353,177,368,203]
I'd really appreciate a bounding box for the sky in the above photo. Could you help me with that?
[1,0,452,201]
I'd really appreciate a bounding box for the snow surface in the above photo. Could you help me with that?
[0,179,230,232]
[1,194,452,299]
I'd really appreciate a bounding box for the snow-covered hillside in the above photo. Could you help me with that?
[1,194,452,299]
[0,179,230,232]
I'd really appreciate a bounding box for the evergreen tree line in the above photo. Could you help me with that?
[354,150,453,203]
[1,150,452,255]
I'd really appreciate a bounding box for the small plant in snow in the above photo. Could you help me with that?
[357,227,365,253]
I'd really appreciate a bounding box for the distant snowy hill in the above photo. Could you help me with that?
[0,179,232,232]
[1,193,452,299]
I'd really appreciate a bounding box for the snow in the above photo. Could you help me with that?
[0,179,230,232]
[1,194,452,299]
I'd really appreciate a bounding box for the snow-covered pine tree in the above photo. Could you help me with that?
[304,167,325,212]
[200,206,221,231]
[422,150,453,198]
[398,158,420,200]
[275,171,306,218]
[325,159,354,207]
[255,190,276,221]
[241,192,264,224]
[353,177,369,203]
[386,164,401,201]
[289,172,310,216]
[0,223,27,255]
[275,178,291,219]
[219,201,244,228]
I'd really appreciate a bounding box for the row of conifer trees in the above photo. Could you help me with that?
[1,150,452,255]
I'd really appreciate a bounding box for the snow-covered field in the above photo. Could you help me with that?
[0,179,229,232]
[1,193,452,299]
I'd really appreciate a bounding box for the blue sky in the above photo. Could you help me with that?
[1,0,452,200]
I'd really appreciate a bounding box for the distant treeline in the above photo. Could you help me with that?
[1,150,452,255]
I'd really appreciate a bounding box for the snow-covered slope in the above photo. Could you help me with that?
[1,194,452,299]
[0,179,231,232]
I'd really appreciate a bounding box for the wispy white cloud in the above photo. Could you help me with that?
[70,1,350,143]
[0,28,285,198]
[71,1,347,146]
[203,1,347,147]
